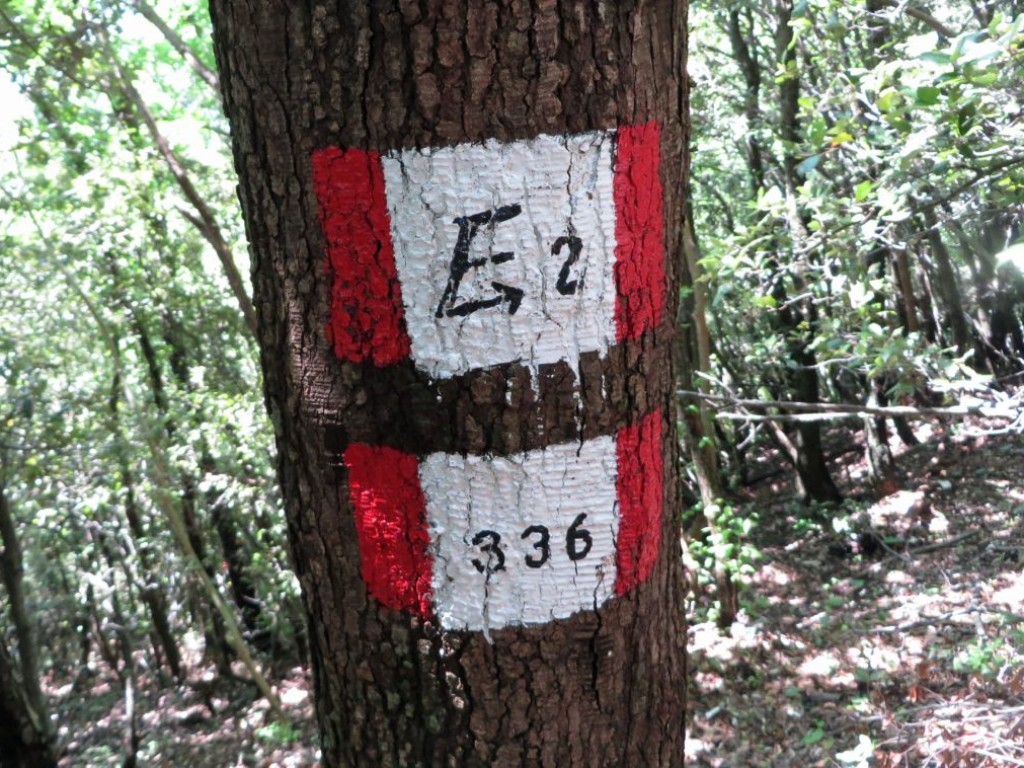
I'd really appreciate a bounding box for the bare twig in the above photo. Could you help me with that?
[862,608,977,634]
[678,390,1024,423]
[908,529,981,555]
[716,411,864,423]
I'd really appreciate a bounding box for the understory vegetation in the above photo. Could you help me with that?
[684,2,1024,763]
[1,0,1023,766]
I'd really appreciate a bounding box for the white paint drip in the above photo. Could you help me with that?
[383,131,618,383]
[421,436,619,632]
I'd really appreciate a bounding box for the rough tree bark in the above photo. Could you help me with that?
[0,481,56,768]
[210,2,688,766]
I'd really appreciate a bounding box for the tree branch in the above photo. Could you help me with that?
[678,389,1024,423]
[871,0,959,39]
[101,38,258,336]
[130,0,219,92]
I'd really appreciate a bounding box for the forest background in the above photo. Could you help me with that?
[1,0,1023,765]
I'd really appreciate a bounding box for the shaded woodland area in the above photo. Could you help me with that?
[0,0,1023,766]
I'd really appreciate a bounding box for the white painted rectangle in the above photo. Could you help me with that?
[383,131,618,378]
[421,436,620,632]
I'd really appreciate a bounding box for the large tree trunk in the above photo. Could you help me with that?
[0,639,56,768]
[0,482,49,738]
[0,482,56,768]
[210,2,688,766]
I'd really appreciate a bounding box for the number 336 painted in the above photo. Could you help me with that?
[344,410,662,632]
[471,513,593,575]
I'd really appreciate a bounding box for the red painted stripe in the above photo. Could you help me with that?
[311,148,411,366]
[613,122,666,342]
[614,409,664,596]
[343,443,432,617]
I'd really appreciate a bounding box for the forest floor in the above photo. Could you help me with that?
[686,419,1024,767]
[47,420,1023,767]
[51,661,320,767]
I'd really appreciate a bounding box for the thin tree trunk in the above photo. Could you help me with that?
[93,522,141,768]
[679,199,738,627]
[125,304,234,668]
[916,251,941,344]
[862,386,896,490]
[210,2,689,764]
[109,365,184,681]
[727,8,766,193]
[145,439,286,721]
[859,248,900,489]
[158,314,266,644]
[118,270,265,648]
[893,247,921,334]
[179,482,232,671]
[206,481,264,645]
[774,0,842,503]
[922,210,972,353]
[121,471,183,680]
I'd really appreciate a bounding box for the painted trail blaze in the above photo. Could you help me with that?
[311,123,665,376]
[320,125,667,631]
[311,147,412,367]
[613,122,665,342]
[343,411,664,631]
[343,443,433,617]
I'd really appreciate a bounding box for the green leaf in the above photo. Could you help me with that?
[915,86,941,106]
[797,153,822,175]
[965,68,999,86]
[877,90,901,113]
[957,38,1003,66]
[919,51,952,65]
[802,726,826,746]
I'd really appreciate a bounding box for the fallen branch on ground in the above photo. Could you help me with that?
[861,602,1024,635]
[907,530,981,555]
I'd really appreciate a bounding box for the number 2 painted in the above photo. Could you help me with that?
[436,205,585,319]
